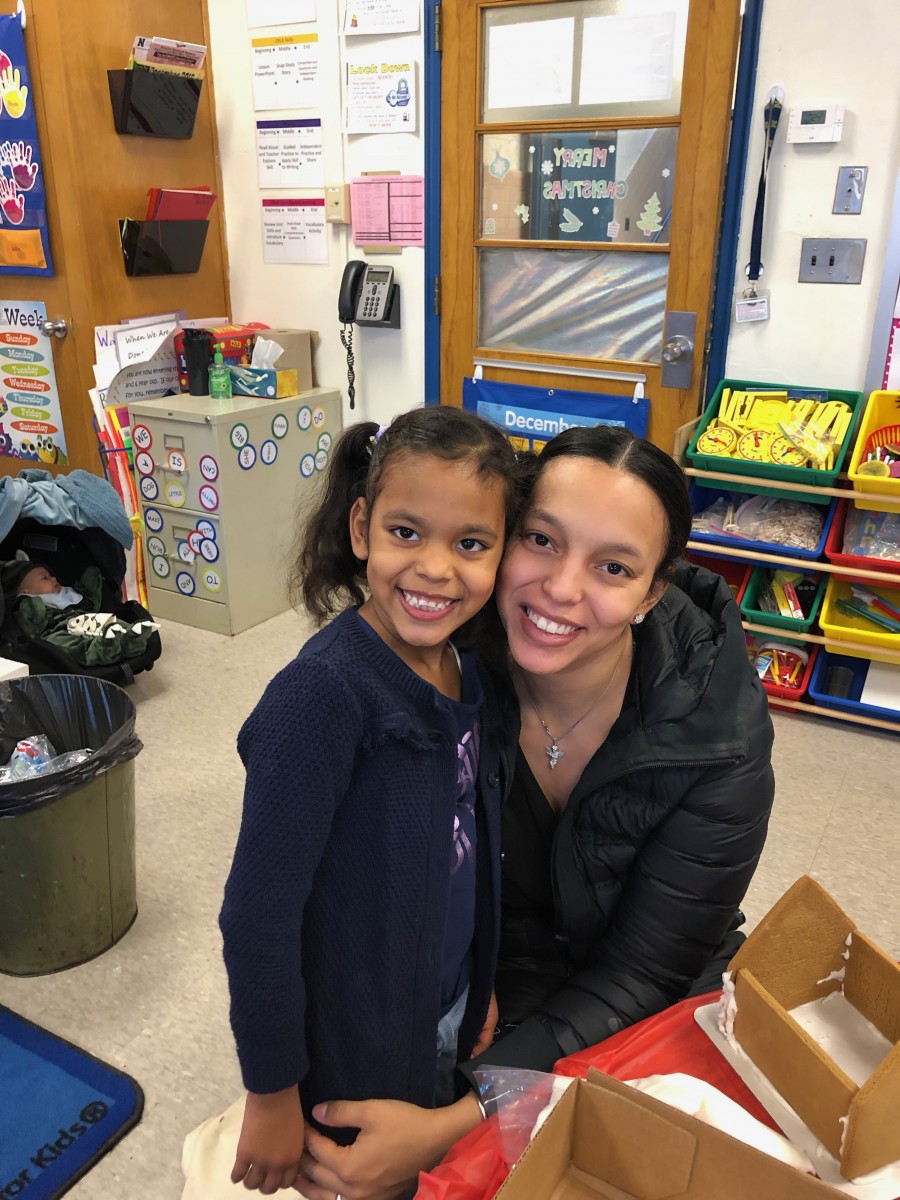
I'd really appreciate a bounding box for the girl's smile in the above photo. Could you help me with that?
[349,452,506,674]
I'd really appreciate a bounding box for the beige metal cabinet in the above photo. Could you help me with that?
[129,388,342,635]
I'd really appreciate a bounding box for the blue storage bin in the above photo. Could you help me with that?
[688,484,837,560]
[807,650,900,726]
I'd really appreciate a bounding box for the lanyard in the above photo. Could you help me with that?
[745,87,783,293]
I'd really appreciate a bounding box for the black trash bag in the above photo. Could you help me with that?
[0,674,142,817]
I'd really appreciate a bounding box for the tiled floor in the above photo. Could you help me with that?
[1,611,898,1199]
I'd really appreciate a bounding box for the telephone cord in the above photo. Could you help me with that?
[340,323,356,410]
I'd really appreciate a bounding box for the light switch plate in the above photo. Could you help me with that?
[833,166,867,215]
[798,238,866,283]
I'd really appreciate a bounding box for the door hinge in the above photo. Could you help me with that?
[433,275,442,315]
[434,3,442,53]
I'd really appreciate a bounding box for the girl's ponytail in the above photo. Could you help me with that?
[292,421,378,623]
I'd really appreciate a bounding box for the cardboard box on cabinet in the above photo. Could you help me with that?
[727,875,900,1180]
[494,1068,843,1199]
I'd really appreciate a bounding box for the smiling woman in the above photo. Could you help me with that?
[290,426,776,1200]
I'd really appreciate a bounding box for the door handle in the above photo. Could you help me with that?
[40,317,68,339]
[660,312,697,388]
[662,334,693,363]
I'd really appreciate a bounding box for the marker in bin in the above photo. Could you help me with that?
[750,640,807,689]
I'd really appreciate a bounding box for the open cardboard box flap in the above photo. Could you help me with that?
[727,875,900,1180]
[494,1069,843,1199]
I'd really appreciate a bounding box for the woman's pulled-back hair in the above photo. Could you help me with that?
[520,425,692,582]
[294,406,518,624]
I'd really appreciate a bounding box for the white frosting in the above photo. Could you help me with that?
[717,970,739,1043]
[817,966,847,985]
[840,1115,850,1155]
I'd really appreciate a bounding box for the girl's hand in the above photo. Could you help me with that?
[299,1094,482,1200]
[470,991,499,1058]
[232,1087,305,1194]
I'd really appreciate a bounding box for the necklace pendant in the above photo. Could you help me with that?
[545,741,564,769]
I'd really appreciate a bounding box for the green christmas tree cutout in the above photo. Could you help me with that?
[637,192,663,237]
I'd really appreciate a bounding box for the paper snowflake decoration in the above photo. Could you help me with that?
[541,160,554,176]
[662,168,671,178]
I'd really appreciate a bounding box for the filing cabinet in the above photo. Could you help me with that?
[129,387,342,635]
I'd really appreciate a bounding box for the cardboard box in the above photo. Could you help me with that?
[228,364,299,399]
[495,1069,842,1199]
[260,328,315,393]
[727,875,900,1180]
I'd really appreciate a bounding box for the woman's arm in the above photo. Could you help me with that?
[297,1095,484,1200]
[462,746,775,1079]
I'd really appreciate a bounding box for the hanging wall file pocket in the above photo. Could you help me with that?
[107,69,202,139]
[119,219,209,277]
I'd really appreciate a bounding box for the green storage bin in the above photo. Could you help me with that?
[0,675,142,976]
[687,377,864,504]
[740,566,827,634]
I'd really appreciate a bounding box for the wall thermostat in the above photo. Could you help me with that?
[786,105,845,143]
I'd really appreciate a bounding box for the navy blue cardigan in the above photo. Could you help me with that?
[220,608,504,1121]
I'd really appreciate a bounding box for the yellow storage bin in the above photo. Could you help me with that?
[847,390,900,512]
[819,576,900,664]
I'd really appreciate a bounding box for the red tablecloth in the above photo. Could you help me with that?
[418,993,782,1200]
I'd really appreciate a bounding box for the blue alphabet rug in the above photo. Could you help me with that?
[0,1004,143,1199]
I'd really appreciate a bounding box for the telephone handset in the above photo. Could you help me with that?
[338,259,395,324]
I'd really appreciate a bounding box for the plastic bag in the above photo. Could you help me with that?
[731,496,823,550]
[842,507,900,561]
[0,674,141,816]
[0,734,92,783]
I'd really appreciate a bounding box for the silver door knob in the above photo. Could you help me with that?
[40,317,68,339]
[662,333,692,362]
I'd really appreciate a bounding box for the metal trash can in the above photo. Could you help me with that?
[0,675,142,975]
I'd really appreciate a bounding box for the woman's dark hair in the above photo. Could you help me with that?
[518,425,692,582]
[294,406,518,624]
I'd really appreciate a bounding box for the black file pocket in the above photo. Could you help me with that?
[108,69,202,139]
[119,219,209,277]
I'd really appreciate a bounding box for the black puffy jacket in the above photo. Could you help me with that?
[461,561,774,1083]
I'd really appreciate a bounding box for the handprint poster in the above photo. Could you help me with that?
[0,13,53,276]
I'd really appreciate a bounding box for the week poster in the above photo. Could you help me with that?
[0,13,53,276]
[0,299,67,462]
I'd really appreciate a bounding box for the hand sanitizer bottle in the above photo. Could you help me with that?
[208,343,232,399]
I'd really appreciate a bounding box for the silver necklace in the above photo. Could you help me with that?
[517,639,627,770]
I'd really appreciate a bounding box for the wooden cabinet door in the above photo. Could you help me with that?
[0,0,228,475]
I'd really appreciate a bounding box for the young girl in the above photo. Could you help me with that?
[216,406,517,1195]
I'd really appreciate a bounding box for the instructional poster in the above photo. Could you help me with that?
[344,55,416,133]
[261,198,328,263]
[0,14,53,276]
[256,118,324,188]
[247,0,316,27]
[0,300,67,462]
[252,34,321,110]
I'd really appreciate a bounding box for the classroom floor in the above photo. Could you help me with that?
[1,609,899,1199]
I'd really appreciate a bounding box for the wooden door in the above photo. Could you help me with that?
[0,0,228,476]
[440,0,741,452]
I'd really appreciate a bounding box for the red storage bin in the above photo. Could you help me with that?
[745,635,818,706]
[824,500,900,586]
[686,551,752,604]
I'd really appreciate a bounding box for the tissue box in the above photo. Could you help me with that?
[495,1069,842,1199]
[727,875,900,1180]
[258,328,314,392]
[229,364,299,399]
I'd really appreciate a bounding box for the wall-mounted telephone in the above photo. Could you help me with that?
[339,259,395,324]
